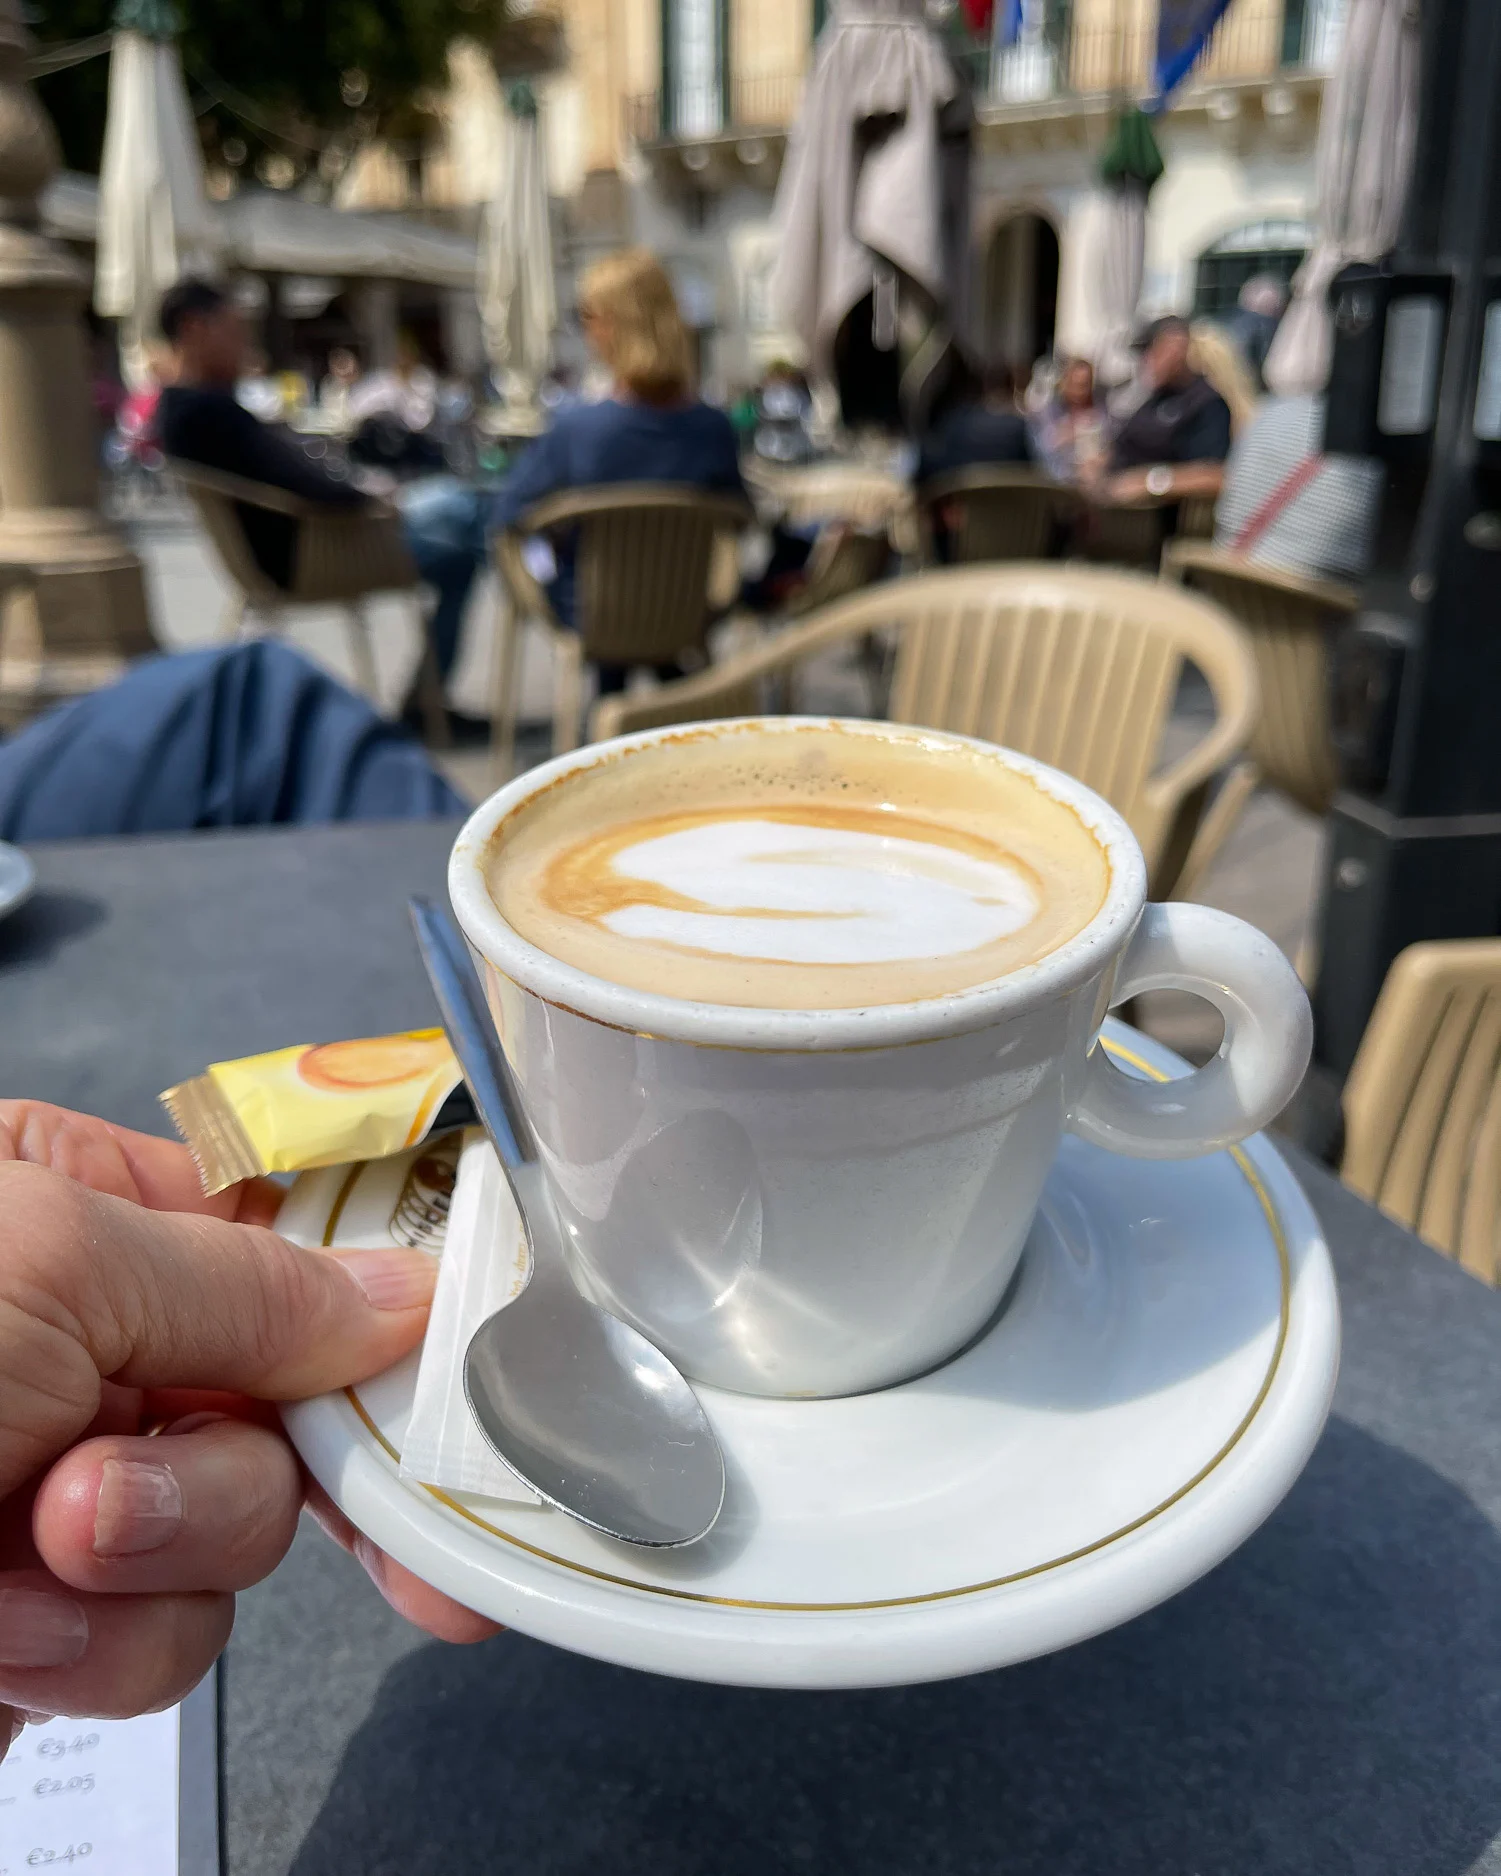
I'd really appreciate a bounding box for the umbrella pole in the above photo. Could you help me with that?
[0,0,149,660]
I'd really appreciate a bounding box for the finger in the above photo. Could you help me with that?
[0,1101,281,1224]
[303,1485,502,1645]
[0,1161,436,1498]
[32,1418,302,1596]
[138,1389,282,1435]
[0,1569,232,1721]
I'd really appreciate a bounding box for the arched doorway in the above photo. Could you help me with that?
[982,212,1060,384]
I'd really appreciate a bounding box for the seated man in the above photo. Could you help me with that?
[1213,393,1384,586]
[156,280,484,733]
[1098,315,1233,508]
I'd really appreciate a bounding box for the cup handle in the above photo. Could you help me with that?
[1069,903,1313,1160]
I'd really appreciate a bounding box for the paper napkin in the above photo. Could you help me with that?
[400,1130,542,1504]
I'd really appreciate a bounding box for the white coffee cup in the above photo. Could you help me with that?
[450,719,1312,1400]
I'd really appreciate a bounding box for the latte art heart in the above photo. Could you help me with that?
[602,818,1042,965]
[486,724,1111,1011]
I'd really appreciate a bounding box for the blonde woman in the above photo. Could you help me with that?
[492,249,744,668]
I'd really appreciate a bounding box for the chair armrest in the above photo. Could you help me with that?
[515,486,754,536]
[167,459,325,520]
[916,468,1081,509]
[494,528,563,631]
[589,603,862,740]
[1162,538,1362,613]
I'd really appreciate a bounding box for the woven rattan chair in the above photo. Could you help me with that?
[1162,539,1359,902]
[170,459,447,740]
[1342,940,1501,1281]
[916,466,1082,564]
[0,560,159,731]
[492,483,753,768]
[592,562,1259,901]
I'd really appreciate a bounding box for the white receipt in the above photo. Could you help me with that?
[0,1708,179,1873]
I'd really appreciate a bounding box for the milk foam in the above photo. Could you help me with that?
[485,723,1113,1011]
[603,818,1040,965]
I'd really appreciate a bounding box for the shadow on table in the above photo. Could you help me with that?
[288,1418,1501,1876]
[0,889,107,969]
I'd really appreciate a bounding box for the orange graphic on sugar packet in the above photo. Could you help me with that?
[298,1031,455,1092]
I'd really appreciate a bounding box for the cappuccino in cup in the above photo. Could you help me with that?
[486,723,1110,1011]
[452,718,1311,1398]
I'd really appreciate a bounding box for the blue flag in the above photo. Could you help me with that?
[1153,0,1236,105]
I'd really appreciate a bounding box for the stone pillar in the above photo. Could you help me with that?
[0,0,148,657]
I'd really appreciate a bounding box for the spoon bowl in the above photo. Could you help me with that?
[410,896,726,1548]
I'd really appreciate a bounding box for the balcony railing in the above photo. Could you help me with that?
[625,71,804,146]
[983,0,1346,108]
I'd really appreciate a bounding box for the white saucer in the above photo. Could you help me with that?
[0,841,34,924]
[281,1024,1340,1690]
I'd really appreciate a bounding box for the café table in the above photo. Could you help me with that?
[3,819,1501,1876]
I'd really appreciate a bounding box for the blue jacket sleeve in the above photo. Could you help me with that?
[489,428,570,531]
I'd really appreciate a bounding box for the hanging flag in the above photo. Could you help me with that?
[957,0,1023,42]
[1152,0,1236,107]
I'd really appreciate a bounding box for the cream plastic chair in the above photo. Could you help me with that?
[916,466,1082,564]
[1162,539,1359,901]
[170,459,447,742]
[1342,940,1501,1281]
[492,484,753,771]
[1163,539,1358,813]
[592,562,1259,900]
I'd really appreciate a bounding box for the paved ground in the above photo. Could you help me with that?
[125,508,1326,1072]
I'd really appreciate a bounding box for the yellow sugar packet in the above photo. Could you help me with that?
[162,1030,464,1195]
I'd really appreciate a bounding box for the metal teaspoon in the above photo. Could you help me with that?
[408,897,726,1548]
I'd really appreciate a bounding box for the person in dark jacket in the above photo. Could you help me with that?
[1100,315,1233,506]
[156,280,483,733]
[915,367,1033,484]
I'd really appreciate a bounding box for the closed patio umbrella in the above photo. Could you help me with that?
[1079,108,1163,386]
[478,80,557,413]
[770,0,973,433]
[95,0,219,388]
[1264,0,1421,396]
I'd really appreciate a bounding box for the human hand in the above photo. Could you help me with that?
[0,1101,499,1750]
[1103,468,1153,504]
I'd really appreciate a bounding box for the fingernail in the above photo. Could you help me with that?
[0,1589,89,1668]
[331,1247,436,1312]
[94,1459,183,1558]
[158,1412,231,1439]
[3,1711,22,1760]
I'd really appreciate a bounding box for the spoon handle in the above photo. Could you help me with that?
[409,897,535,1171]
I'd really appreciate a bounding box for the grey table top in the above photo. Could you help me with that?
[4,820,1501,1876]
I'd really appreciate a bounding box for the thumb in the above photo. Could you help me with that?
[0,1162,434,1501]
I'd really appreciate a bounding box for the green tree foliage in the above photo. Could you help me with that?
[33,0,503,182]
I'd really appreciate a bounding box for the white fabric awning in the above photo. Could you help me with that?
[41,173,479,292]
